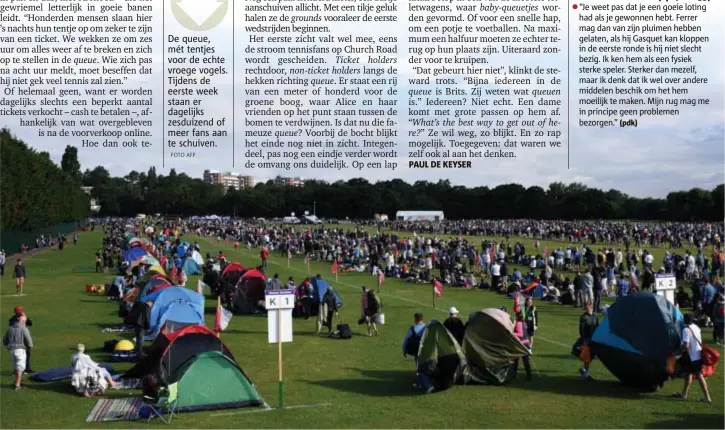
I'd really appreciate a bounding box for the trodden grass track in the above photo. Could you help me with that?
[0,229,722,428]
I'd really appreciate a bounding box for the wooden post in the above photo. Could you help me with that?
[277,308,284,408]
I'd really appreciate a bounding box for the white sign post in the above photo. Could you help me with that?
[265,289,295,409]
[655,274,676,305]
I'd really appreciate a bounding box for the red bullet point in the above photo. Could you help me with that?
[572,4,578,9]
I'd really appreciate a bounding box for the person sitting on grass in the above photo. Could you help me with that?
[71,344,116,397]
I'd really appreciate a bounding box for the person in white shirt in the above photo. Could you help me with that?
[644,252,654,269]
[675,314,712,403]
[490,261,501,289]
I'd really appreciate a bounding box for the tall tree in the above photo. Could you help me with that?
[60,145,81,181]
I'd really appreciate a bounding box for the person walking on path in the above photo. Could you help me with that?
[13,259,25,295]
[3,314,33,390]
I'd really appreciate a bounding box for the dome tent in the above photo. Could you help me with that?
[591,292,684,391]
[460,309,530,385]
[416,320,466,392]
[123,326,264,412]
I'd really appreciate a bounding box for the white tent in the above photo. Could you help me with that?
[191,250,204,266]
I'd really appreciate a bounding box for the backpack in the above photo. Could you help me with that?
[405,325,421,356]
[337,324,352,339]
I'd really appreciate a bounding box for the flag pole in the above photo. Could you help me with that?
[216,296,221,338]
[432,283,436,308]
[277,308,284,409]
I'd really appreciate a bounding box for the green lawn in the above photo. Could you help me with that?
[0,228,722,429]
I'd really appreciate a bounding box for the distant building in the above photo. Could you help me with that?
[395,210,444,221]
[203,170,253,190]
[375,213,389,221]
[274,176,305,187]
[240,175,254,188]
[81,186,101,213]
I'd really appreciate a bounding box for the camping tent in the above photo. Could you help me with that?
[148,287,204,334]
[227,269,266,314]
[152,301,205,338]
[417,320,466,391]
[461,309,530,385]
[311,277,343,306]
[591,292,684,391]
[177,243,189,258]
[182,258,201,275]
[190,250,203,266]
[139,277,175,303]
[123,247,147,263]
[123,326,264,411]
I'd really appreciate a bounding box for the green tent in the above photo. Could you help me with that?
[417,320,466,391]
[461,309,530,385]
[171,351,264,411]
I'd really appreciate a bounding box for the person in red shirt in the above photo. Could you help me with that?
[260,247,269,273]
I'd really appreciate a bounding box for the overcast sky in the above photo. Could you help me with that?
[3,0,723,198]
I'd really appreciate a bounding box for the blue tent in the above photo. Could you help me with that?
[182,258,201,275]
[151,301,204,338]
[591,293,683,391]
[148,287,204,334]
[176,243,190,258]
[139,278,174,303]
[123,247,147,263]
[311,278,343,307]
[533,284,546,298]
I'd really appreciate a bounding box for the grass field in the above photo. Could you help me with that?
[0,227,723,429]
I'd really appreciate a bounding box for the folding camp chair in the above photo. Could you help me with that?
[144,382,179,424]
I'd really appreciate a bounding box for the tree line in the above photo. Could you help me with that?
[1,133,722,233]
[1,130,90,232]
[81,166,724,222]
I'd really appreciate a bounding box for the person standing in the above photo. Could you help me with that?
[260,246,269,273]
[3,314,33,390]
[8,307,34,374]
[443,306,465,345]
[581,269,594,307]
[674,314,713,403]
[402,313,433,393]
[322,286,339,335]
[713,294,724,345]
[361,287,380,336]
[13,259,25,295]
[0,249,5,277]
[578,302,599,381]
[514,312,533,380]
[524,297,538,347]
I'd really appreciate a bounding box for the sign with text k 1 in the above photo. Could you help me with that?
[265,289,295,310]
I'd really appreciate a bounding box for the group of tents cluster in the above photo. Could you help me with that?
[202,262,343,316]
[112,229,266,412]
[423,293,691,392]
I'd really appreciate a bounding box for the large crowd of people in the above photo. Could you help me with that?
[4,216,723,402]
